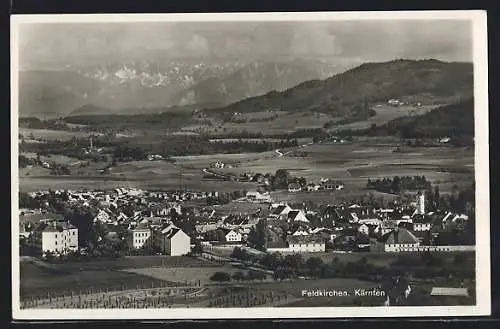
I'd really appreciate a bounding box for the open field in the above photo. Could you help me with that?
[18,139,474,195]
[19,256,218,300]
[221,143,474,194]
[19,128,100,141]
[182,112,334,135]
[123,265,240,286]
[331,105,438,131]
[18,158,258,193]
[20,261,170,300]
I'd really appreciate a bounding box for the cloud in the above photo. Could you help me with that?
[17,19,473,69]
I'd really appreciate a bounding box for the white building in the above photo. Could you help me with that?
[358,223,370,236]
[156,226,191,256]
[415,191,425,215]
[370,228,420,252]
[30,221,79,256]
[222,229,243,243]
[285,235,325,253]
[413,221,432,231]
[129,223,151,249]
[246,191,272,203]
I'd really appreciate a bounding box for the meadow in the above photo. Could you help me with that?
[331,104,437,131]
[19,256,218,301]
[122,265,240,286]
[19,128,100,141]
[18,139,474,196]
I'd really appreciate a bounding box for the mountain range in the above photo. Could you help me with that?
[18,58,344,118]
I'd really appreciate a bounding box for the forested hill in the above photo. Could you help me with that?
[208,59,473,117]
[383,98,474,138]
[336,98,474,142]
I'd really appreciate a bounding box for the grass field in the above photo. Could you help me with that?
[331,105,438,131]
[18,137,474,195]
[19,128,100,141]
[222,143,475,195]
[19,256,218,300]
[122,265,240,286]
[20,261,170,300]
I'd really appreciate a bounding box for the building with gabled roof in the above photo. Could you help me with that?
[370,228,420,252]
[29,220,79,256]
[129,222,151,249]
[152,224,191,256]
[268,204,293,220]
[287,210,309,223]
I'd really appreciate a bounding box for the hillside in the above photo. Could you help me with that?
[382,98,474,138]
[172,60,340,108]
[209,59,473,118]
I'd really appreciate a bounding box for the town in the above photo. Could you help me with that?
[19,176,476,308]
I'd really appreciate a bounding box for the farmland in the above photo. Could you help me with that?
[331,104,438,131]
[123,265,241,285]
[19,128,100,141]
[18,139,474,196]
[19,256,220,301]
[217,142,475,194]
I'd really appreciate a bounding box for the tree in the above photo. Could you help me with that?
[434,186,440,210]
[210,271,231,283]
[261,252,282,269]
[232,271,245,282]
[306,257,324,276]
[271,169,290,190]
[284,254,304,274]
[247,219,268,250]
[246,270,266,282]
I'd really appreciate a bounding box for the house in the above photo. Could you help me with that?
[287,183,302,193]
[268,204,293,220]
[370,228,420,252]
[221,229,242,243]
[154,226,191,256]
[357,223,370,236]
[439,137,451,144]
[246,191,272,203]
[212,161,225,169]
[388,99,402,106]
[285,235,326,253]
[306,183,320,192]
[287,210,309,223]
[430,287,469,297]
[147,154,163,161]
[93,209,111,223]
[320,179,344,191]
[129,223,151,249]
[29,221,79,256]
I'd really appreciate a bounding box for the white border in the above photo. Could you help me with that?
[11,10,490,320]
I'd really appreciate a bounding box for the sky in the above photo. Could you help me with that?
[18,19,473,69]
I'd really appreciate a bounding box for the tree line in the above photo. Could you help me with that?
[367,176,432,194]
